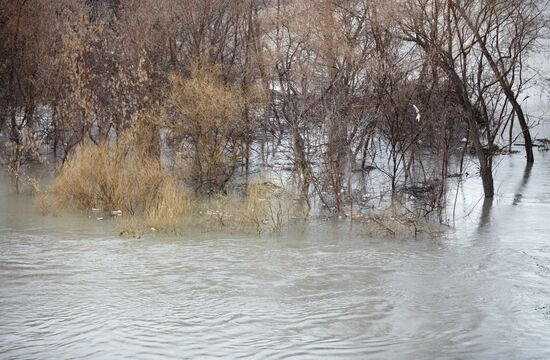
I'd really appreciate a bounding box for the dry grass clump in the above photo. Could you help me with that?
[46,142,191,232]
[144,177,192,231]
[199,181,306,234]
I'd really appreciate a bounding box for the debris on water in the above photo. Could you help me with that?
[500,149,521,155]
[403,182,437,197]
[96,217,104,221]
[353,165,376,172]
[469,143,501,155]
[535,138,550,151]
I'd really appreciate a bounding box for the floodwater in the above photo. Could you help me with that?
[1,153,549,359]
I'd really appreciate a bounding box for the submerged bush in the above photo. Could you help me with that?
[360,204,444,239]
[198,181,306,234]
[240,182,305,233]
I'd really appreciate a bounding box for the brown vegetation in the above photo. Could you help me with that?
[164,64,247,194]
[43,140,302,234]
[198,181,306,234]
[2,0,548,232]
[46,140,191,232]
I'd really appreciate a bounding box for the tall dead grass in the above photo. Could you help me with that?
[46,141,191,233]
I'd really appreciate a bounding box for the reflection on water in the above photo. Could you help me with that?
[1,153,550,359]
[513,162,533,206]
[478,198,493,229]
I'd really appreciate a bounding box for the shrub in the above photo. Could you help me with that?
[164,63,246,194]
[47,140,191,231]
[360,204,444,239]
[199,180,306,234]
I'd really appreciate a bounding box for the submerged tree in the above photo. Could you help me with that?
[396,0,547,198]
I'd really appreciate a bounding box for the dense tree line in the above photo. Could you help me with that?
[1,0,548,217]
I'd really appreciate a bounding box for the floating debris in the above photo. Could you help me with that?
[111,210,123,216]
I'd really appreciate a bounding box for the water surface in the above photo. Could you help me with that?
[1,153,550,359]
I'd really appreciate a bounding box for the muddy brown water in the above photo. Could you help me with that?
[1,153,550,359]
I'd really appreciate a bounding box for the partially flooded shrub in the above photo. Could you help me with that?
[199,181,305,234]
[360,204,443,239]
[46,141,303,235]
[2,128,44,194]
[47,141,191,231]
[240,182,303,233]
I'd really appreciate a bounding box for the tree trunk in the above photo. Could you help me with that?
[443,62,495,197]
[292,123,310,206]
